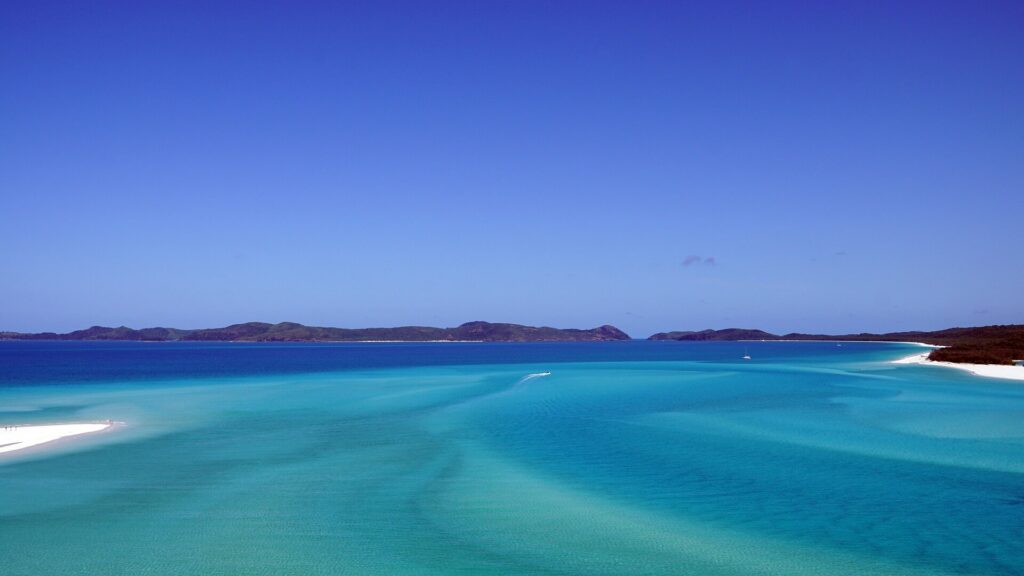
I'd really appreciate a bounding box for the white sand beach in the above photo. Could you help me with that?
[893,352,1024,382]
[0,422,112,455]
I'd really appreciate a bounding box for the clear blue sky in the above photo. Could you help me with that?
[2,1,1022,337]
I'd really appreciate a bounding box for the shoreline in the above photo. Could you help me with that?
[0,422,115,455]
[742,339,938,346]
[756,339,1024,382]
[892,350,1024,382]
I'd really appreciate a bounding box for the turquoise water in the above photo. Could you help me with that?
[2,341,1023,575]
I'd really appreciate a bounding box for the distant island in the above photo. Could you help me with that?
[0,321,631,343]
[6,321,1022,365]
[649,324,1024,365]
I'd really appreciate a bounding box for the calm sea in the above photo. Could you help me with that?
[2,340,1023,575]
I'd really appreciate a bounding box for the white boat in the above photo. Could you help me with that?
[742,348,751,360]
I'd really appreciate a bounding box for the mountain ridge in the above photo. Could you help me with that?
[0,321,631,343]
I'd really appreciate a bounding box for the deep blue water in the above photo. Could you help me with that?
[0,339,898,385]
[1,340,1023,575]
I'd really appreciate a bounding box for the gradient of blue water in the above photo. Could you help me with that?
[0,339,883,385]
[1,341,1023,575]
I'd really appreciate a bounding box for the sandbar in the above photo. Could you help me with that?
[0,422,112,455]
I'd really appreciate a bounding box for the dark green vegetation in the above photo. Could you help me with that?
[0,321,631,343]
[649,325,1024,365]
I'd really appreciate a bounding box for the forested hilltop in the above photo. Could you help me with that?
[649,325,1024,365]
[1,321,631,343]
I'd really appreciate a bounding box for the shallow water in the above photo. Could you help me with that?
[1,340,1023,575]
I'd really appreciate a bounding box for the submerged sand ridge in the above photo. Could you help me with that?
[0,422,113,454]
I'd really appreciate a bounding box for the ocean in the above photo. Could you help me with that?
[1,340,1023,575]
